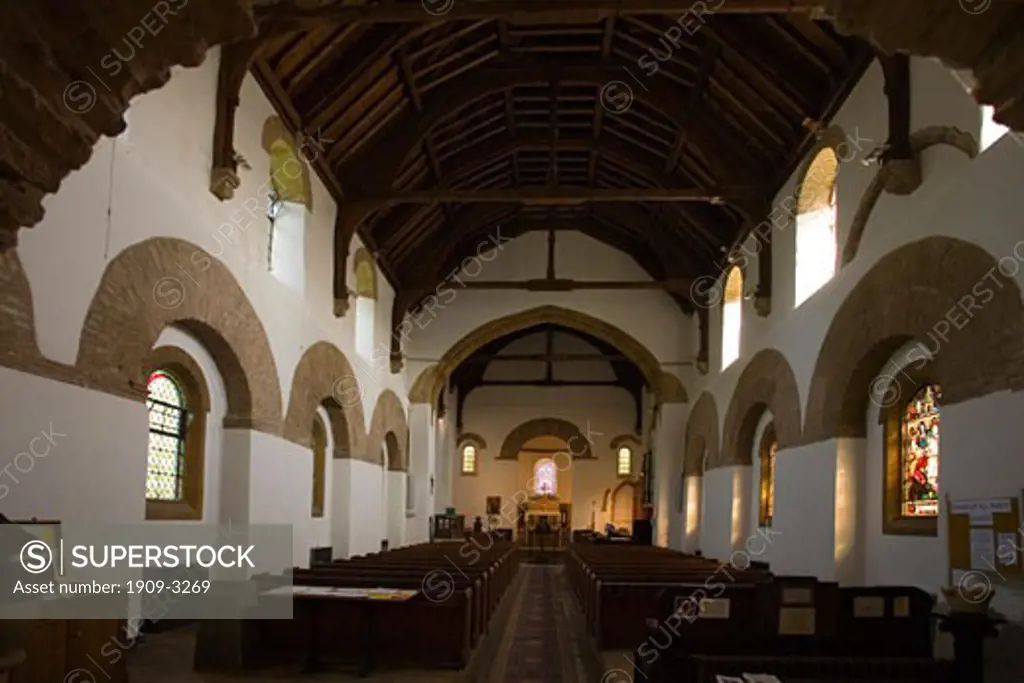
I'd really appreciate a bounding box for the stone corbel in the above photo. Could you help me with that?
[390,352,404,374]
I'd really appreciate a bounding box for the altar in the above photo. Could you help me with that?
[519,494,570,549]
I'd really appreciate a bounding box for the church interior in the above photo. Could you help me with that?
[2,1,1024,682]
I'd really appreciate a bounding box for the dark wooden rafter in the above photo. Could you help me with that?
[255,1,827,26]
[210,37,265,200]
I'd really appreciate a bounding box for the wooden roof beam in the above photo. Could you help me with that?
[256,1,825,26]
[366,186,751,205]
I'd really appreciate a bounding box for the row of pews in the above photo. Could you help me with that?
[200,538,518,676]
[567,541,947,682]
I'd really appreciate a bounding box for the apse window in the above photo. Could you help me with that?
[794,148,838,307]
[758,424,777,527]
[534,460,557,496]
[980,105,1009,152]
[616,447,632,476]
[147,370,187,502]
[721,267,742,369]
[461,445,477,475]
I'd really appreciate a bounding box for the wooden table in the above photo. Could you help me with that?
[262,585,418,677]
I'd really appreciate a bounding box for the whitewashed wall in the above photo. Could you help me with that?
[453,384,639,531]
[678,56,1024,619]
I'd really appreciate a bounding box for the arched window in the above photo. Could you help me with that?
[311,415,327,518]
[883,379,940,536]
[794,147,838,307]
[616,446,632,477]
[721,266,742,369]
[534,459,557,496]
[262,116,311,293]
[147,371,187,502]
[353,248,378,360]
[758,424,777,527]
[900,385,940,518]
[461,444,477,475]
[146,359,205,521]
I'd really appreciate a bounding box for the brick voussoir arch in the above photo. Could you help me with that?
[499,418,593,460]
[283,341,366,461]
[76,237,283,434]
[803,236,1024,444]
[684,392,720,476]
[720,349,801,467]
[368,390,409,472]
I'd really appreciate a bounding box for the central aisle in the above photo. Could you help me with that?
[486,565,594,683]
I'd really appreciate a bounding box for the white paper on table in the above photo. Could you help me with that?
[742,675,781,683]
[970,528,996,569]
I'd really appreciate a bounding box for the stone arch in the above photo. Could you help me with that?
[684,392,719,476]
[283,341,367,460]
[610,479,640,526]
[499,417,593,460]
[352,247,378,299]
[841,126,978,266]
[720,349,801,467]
[76,237,283,434]
[609,434,642,450]
[457,432,487,450]
[408,305,687,404]
[369,390,409,472]
[804,236,1024,443]
[262,115,312,211]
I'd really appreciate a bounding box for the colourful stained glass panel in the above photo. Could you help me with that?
[534,461,556,496]
[766,440,777,521]
[901,385,940,517]
[146,371,186,501]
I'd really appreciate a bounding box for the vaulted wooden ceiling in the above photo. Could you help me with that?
[247,3,873,316]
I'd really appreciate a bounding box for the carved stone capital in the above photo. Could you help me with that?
[880,157,922,196]
[210,166,240,201]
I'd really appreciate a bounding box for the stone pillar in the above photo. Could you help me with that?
[406,403,436,544]
[653,402,688,549]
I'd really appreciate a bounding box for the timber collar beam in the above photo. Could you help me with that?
[360,187,756,206]
[255,1,826,25]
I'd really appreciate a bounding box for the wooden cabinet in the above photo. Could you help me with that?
[11,619,127,683]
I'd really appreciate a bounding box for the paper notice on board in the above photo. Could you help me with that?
[952,499,1012,526]
[970,528,996,569]
[997,533,1020,566]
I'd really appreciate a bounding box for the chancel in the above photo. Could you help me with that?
[1,1,1024,682]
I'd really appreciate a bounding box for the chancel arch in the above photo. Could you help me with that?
[76,237,283,434]
[803,236,1024,443]
[408,305,686,406]
[499,418,592,461]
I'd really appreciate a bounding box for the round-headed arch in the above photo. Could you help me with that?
[499,417,593,460]
[368,390,409,472]
[408,305,686,405]
[262,115,313,210]
[683,392,719,476]
[720,349,801,468]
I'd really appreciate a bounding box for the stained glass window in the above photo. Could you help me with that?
[461,445,477,474]
[146,371,187,501]
[534,460,556,496]
[901,385,940,517]
[759,425,777,527]
[617,447,632,476]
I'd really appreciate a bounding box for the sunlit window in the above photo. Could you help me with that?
[461,445,477,474]
[721,267,742,369]
[617,447,632,476]
[795,148,838,307]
